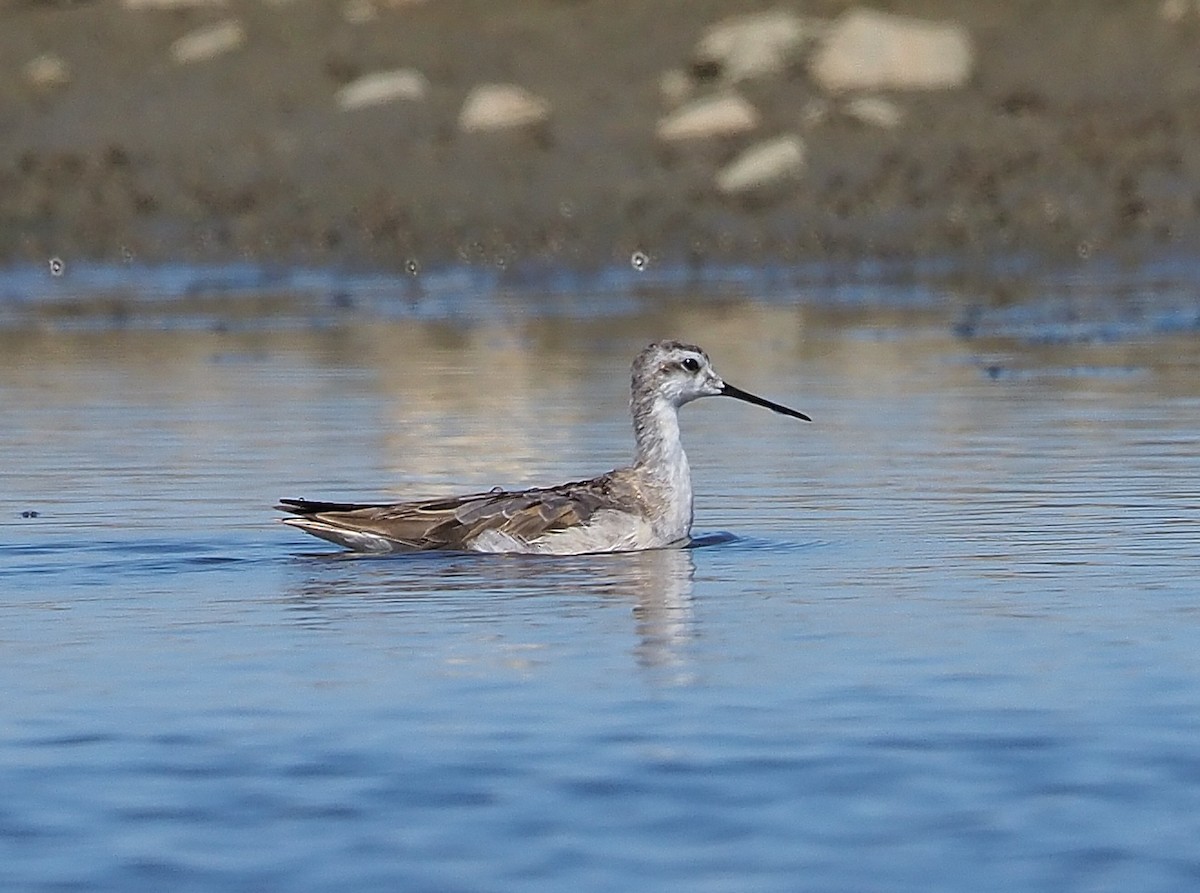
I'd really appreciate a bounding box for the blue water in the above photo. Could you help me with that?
[2,290,1199,891]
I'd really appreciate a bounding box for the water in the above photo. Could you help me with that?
[2,289,1199,892]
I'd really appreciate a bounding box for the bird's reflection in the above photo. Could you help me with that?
[279,545,697,680]
[624,547,696,676]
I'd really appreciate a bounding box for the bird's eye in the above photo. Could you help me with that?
[681,357,700,373]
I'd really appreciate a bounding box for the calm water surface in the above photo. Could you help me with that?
[1,293,1199,892]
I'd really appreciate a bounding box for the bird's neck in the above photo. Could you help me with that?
[632,396,693,539]
[633,395,686,472]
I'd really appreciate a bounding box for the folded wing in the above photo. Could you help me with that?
[277,473,641,552]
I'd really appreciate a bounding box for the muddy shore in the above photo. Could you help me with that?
[4,1,1200,277]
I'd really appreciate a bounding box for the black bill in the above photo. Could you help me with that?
[721,383,811,421]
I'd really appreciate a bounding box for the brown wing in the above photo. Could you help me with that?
[277,472,642,551]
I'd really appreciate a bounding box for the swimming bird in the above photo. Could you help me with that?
[277,340,809,554]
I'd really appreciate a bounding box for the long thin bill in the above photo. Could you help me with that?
[721,383,811,421]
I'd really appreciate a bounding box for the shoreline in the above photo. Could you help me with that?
[4,1,1200,274]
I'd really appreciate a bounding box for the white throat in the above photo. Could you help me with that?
[633,396,694,540]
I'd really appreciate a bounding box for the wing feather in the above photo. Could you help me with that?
[277,472,644,551]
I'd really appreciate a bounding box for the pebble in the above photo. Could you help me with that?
[337,69,429,110]
[716,134,805,196]
[656,93,759,142]
[694,10,818,82]
[170,20,246,65]
[24,54,71,91]
[811,9,973,92]
[458,84,551,133]
[844,95,904,128]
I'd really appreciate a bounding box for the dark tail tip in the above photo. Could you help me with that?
[276,498,317,515]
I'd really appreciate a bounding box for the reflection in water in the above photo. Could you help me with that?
[280,547,696,679]
[626,548,695,676]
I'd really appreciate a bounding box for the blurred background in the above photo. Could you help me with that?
[4,0,1200,277]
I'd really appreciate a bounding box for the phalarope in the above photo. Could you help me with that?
[277,340,809,554]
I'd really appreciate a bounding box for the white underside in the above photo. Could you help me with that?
[469,509,681,555]
[282,518,400,553]
[284,509,687,556]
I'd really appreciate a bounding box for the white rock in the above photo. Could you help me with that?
[844,95,903,128]
[695,10,819,82]
[458,84,551,133]
[170,20,246,64]
[24,54,71,91]
[811,9,973,92]
[656,93,759,142]
[337,69,429,110]
[716,135,805,196]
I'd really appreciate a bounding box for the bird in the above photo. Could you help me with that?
[277,340,809,555]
